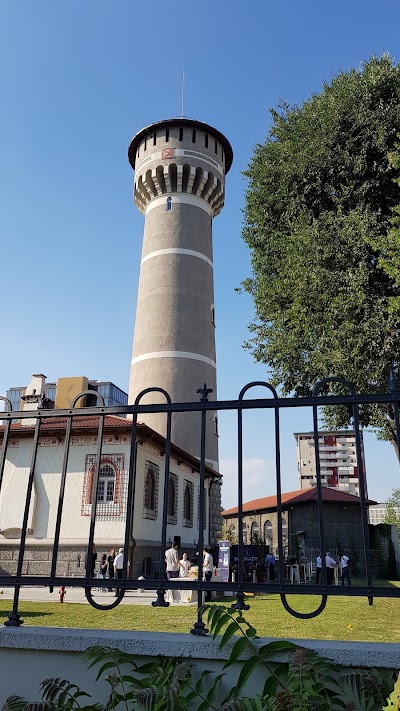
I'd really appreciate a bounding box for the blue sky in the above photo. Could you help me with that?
[1,0,399,508]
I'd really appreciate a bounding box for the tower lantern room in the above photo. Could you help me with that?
[128,117,233,472]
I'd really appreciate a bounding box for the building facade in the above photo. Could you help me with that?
[127,117,233,475]
[294,430,366,496]
[6,376,128,413]
[0,415,219,578]
[368,503,400,525]
[222,487,376,557]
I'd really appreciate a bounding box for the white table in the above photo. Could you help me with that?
[286,563,312,583]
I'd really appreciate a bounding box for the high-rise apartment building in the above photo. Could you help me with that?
[294,430,366,496]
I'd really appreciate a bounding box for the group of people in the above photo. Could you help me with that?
[90,545,125,594]
[315,552,350,586]
[165,543,214,601]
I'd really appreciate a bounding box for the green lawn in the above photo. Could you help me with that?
[1,588,399,643]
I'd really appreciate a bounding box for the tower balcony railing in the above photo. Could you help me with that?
[0,376,399,634]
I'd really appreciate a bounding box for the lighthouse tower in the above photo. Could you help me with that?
[128,118,233,471]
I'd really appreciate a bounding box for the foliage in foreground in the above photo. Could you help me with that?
[241,54,400,448]
[3,606,399,711]
[384,487,400,538]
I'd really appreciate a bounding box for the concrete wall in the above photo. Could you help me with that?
[0,627,399,708]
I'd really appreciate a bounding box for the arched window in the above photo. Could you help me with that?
[82,453,125,518]
[168,478,175,517]
[166,196,172,211]
[183,480,194,527]
[251,521,259,544]
[263,520,273,549]
[144,469,155,510]
[281,519,288,554]
[214,413,219,437]
[142,557,152,575]
[243,525,248,545]
[143,461,159,520]
[167,473,178,525]
[97,464,116,504]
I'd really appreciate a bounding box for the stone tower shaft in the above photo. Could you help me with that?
[128,118,233,471]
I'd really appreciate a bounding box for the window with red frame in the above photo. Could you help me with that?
[82,453,125,519]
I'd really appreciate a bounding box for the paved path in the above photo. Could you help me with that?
[0,586,192,606]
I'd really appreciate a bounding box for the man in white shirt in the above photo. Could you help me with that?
[341,554,350,586]
[203,547,214,602]
[315,553,322,585]
[165,542,181,579]
[325,552,336,585]
[113,547,124,596]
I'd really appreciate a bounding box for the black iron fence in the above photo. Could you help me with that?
[0,378,399,634]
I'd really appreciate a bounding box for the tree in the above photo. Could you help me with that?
[241,55,400,448]
[372,140,400,313]
[218,519,238,544]
[383,487,400,537]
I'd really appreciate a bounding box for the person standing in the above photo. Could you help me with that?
[99,554,108,591]
[179,552,191,578]
[114,547,124,596]
[315,553,322,585]
[269,552,276,581]
[203,547,214,602]
[107,548,116,591]
[325,552,336,585]
[341,554,351,586]
[88,544,97,577]
[165,542,181,579]
[264,552,271,579]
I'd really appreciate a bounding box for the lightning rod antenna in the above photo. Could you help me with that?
[181,67,184,117]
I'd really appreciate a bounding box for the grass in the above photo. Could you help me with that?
[0,585,399,643]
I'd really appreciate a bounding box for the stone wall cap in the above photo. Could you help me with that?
[0,627,399,669]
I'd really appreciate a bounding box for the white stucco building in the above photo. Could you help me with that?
[0,413,219,577]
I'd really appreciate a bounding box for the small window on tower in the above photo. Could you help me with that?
[215,140,218,154]
[144,138,147,151]
[166,129,169,142]
[192,130,196,143]
[166,197,172,211]
[205,134,209,148]
[153,133,157,146]
[179,127,183,141]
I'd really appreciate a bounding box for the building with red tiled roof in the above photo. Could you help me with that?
[0,393,220,579]
[222,487,377,556]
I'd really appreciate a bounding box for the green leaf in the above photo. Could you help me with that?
[258,640,298,656]
[223,637,250,669]
[232,655,260,696]
[219,621,239,650]
[244,625,257,639]
[2,696,30,711]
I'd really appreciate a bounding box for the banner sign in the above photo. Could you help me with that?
[217,540,230,582]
